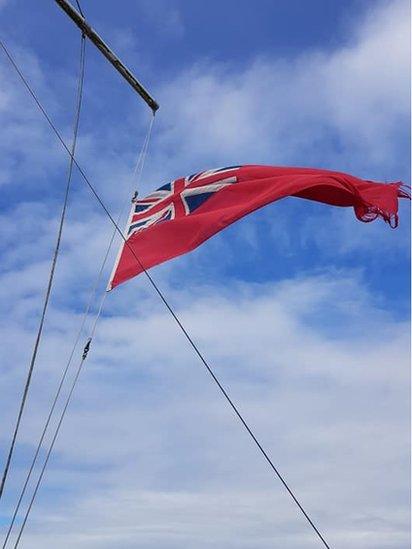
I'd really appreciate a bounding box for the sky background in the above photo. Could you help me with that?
[0,0,410,548]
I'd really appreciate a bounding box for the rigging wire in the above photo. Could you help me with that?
[2,115,154,548]
[75,0,85,19]
[0,40,331,549]
[0,34,86,502]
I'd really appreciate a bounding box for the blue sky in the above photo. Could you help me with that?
[0,1,410,548]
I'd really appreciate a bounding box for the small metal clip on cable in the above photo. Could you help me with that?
[131,190,138,203]
[82,338,92,360]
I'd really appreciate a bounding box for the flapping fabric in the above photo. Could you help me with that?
[109,165,408,289]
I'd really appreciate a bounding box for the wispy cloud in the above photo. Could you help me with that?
[152,0,409,179]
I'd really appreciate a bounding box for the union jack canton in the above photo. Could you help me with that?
[126,166,242,238]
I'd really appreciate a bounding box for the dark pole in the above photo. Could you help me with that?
[54,0,159,113]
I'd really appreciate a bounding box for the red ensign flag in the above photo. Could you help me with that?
[108,165,407,289]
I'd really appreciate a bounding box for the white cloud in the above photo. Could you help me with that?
[320,0,410,160]
[152,0,410,180]
[0,274,409,548]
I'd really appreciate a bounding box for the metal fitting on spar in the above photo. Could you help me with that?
[82,338,92,360]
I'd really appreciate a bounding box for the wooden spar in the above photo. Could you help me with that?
[54,0,159,113]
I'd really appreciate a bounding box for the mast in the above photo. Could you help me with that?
[54,0,159,113]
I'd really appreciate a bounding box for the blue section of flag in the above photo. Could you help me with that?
[185,192,215,213]
[157,181,172,191]
[158,210,173,223]
[128,219,147,234]
[135,204,151,213]
[187,172,200,183]
[215,165,241,172]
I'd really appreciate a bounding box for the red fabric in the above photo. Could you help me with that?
[109,165,406,289]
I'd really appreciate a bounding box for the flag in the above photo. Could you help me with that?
[108,165,407,289]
